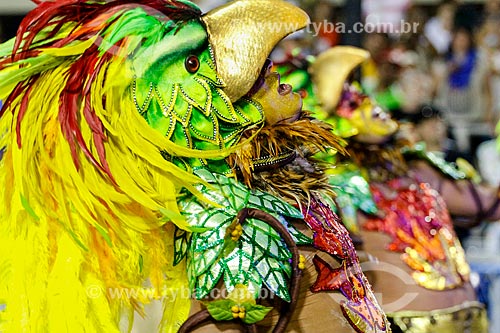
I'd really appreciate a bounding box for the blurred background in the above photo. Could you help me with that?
[1,0,499,332]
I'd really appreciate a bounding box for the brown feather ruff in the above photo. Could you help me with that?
[228,113,346,205]
[344,141,408,182]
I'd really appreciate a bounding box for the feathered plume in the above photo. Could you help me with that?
[0,1,227,332]
[228,113,346,205]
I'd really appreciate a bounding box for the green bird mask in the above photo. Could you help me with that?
[0,0,309,332]
[0,0,309,173]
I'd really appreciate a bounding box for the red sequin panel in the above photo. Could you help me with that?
[364,179,470,290]
[303,198,388,332]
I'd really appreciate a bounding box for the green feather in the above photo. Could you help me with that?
[0,55,66,95]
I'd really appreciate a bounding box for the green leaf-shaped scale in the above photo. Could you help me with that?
[179,170,308,302]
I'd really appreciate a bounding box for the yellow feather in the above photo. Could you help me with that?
[40,37,97,57]
[46,232,89,332]
[159,224,191,333]
[0,51,203,332]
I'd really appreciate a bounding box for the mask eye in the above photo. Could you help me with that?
[185,55,200,73]
[298,89,308,99]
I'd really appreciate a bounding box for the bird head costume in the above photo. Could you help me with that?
[303,47,472,290]
[274,49,381,236]
[0,0,307,330]
[310,47,398,143]
[310,47,491,332]
[0,1,388,332]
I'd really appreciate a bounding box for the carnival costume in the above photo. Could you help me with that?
[279,46,500,333]
[317,47,500,333]
[0,1,388,332]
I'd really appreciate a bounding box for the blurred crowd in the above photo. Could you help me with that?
[271,0,500,187]
[364,0,499,173]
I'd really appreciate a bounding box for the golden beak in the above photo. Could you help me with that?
[202,0,310,102]
[310,46,370,113]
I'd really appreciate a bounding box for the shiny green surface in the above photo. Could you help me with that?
[328,163,378,234]
[131,18,265,173]
[401,142,467,180]
[177,169,310,301]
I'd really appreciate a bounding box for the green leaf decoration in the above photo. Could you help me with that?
[222,239,239,259]
[220,245,253,291]
[191,238,224,277]
[223,266,263,300]
[242,303,273,324]
[246,190,302,219]
[193,210,234,246]
[183,179,229,212]
[194,169,302,219]
[206,300,236,321]
[243,218,291,260]
[218,244,263,298]
[178,199,208,226]
[192,167,217,183]
[200,209,237,229]
[205,285,273,324]
[195,262,223,299]
[181,170,307,303]
[255,254,291,302]
[244,269,264,299]
[189,210,235,276]
[276,215,312,246]
[173,227,189,266]
[180,198,229,231]
[220,183,251,212]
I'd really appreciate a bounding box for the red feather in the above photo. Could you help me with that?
[4,0,202,183]
[16,78,37,148]
[0,82,26,118]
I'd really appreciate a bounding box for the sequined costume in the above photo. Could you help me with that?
[321,48,492,333]
[0,2,388,332]
[225,110,389,333]
[346,141,487,332]
[279,46,492,333]
[275,53,378,237]
[346,142,471,290]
